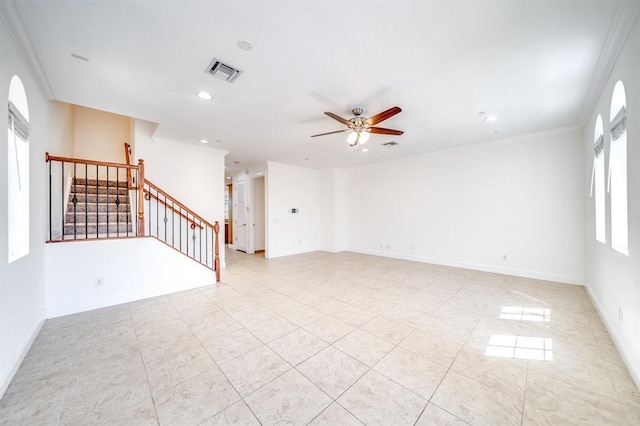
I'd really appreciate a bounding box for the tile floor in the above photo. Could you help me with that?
[1,250,639,425]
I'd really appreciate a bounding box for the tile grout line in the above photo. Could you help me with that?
[127,302,161,426]
[168,292,265,425]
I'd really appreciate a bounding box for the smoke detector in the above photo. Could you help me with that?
[206,58,242,83]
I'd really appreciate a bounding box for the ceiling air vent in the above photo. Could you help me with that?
[206,58,242,83]
[382,141,399,147]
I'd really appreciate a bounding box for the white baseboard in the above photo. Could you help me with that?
[584,285,640,390]
[0,315,45,398]
[347,248,583,285]
[266,247,320,259]
[46,280,214,319]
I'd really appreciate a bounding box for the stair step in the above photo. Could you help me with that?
[69,193,130,204]
[65,212,132,224]
[73,178,129,188]
[67,203,131,213]
[69,185,129,196]
[64,223,133,235]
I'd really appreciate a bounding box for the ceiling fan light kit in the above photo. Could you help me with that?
[311,106,404,147]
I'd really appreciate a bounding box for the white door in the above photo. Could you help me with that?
[252,176,266,251]
[234,181,247,252]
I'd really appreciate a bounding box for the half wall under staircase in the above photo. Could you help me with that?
[46,151,221,282]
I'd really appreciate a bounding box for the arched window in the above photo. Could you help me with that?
[590,114,605,243]
[7,75,30,262]
[608,81,627,255]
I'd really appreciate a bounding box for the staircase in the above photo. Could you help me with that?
[64,178,133,237]
[47,150,222,282]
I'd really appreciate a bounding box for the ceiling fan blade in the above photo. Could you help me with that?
[311,129,348,137]
[368,127,404,135]
[324,112,352,126]
[365,106,402,126]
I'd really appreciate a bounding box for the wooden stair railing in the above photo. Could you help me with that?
[123,144,220,281]
[46,151,221,282]
[142,178,221,282]
[124,142,133,189]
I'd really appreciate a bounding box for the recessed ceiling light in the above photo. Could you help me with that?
[362,148,369,152]
[199,139,209,144]
[226,176,231,180]
[197,91,212,100]
[238,39,253,51]
[484,115,499,122]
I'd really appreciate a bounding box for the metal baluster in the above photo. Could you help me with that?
[172,200,175,248]
[116,167,120,237]
[85,163,88,239]
[148,183,151,235]
[61,162,65,241]
[48,159,52,241]
[163,194,167,243]
[73,163,77,239]
[205,223,208,268]
[192,217,196,259]
[199,219,202,263]
[96,165,99,239]
[106,167,109,238]
[156,188,159,238]
[133,169,137,236]
[179,205,182,252]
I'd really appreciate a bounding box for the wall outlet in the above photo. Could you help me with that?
[386,244,390,250]
[502,254,508,261]
[95,278,103,288]
[618,307,623,323]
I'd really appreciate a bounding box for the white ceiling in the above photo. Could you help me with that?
[10,0,622,173]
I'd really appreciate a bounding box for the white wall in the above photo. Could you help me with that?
[134,120,227,267]
[319,168,336,251]
[0,14,74,396]
[319,167,348,253]
[346,128,585,284]
[266,162,322,258]
[583,15,640,387]
[45,238,215,317]
[73,105,130,163]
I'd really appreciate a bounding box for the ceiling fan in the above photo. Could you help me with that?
[311,106,403,146]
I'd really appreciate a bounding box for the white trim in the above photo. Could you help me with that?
[578,0,640,125]
[348,248,583,285]
[152,136,229,156]
[584,285,640,390]
[0,0,55,99]
[265,247,321,259]
[0,316,45,398]
[421,126,579,158]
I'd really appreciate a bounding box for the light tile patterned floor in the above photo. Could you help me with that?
[1,250,639,425]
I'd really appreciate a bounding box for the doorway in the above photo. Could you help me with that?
[252,176,266,252]
[233,180,247,252]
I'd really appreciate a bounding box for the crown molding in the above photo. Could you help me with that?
[578,0,640,126]
[0,0,55,99]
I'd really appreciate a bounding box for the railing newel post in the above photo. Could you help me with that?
[137,159,145,236]
[214,221,221,282]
